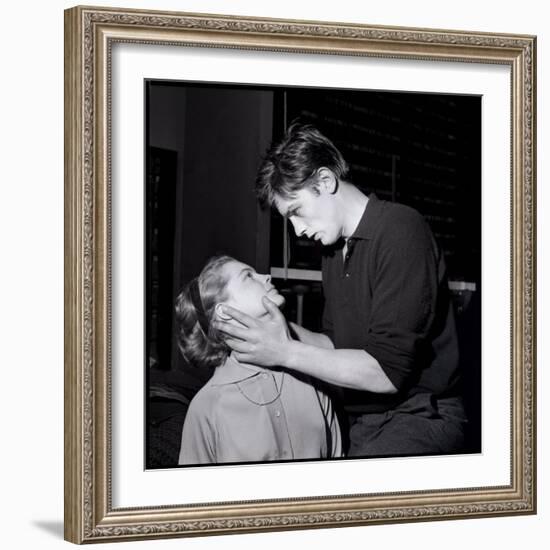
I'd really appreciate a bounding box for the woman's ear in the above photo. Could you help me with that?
[214,303,231,321]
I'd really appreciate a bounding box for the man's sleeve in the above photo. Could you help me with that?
[178,393,216,465]
[363,210,440,392]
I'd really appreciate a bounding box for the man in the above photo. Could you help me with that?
[214,122,466,457]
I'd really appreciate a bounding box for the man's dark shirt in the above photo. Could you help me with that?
[322,194,460,414]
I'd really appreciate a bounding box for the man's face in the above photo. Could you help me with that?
[221,260,285,319]
[274,186,343,246]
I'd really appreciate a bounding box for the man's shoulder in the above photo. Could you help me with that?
[373,199,429,240]
[378,199,425,225]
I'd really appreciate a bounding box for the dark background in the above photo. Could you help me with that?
[145,81,481,468]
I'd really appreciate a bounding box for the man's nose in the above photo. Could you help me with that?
[290,217,306,237]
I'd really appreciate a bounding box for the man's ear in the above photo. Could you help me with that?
[214,303,231,321]
[316,167,338,194]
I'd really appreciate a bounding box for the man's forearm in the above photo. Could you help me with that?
[282,339,398,394]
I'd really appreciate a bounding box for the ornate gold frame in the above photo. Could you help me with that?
[64,5,537,544]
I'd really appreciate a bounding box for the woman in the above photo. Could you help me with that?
[175,255,341,465]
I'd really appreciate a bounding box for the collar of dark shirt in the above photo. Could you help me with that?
[210,355,283,386]
[349,192,385,241]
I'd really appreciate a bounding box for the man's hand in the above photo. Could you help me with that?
[213,297,292,366]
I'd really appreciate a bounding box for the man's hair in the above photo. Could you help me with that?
[255,122,349,207]
[174,255,234,369]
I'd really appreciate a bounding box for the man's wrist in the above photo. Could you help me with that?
[281,339,304,369]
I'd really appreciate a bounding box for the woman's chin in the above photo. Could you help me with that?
[264,292,285,309]
[272,294,286,308]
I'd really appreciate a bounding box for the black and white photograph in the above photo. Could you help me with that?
[60,4,537,544]
[3,0,547,547]
[145,81,482,469]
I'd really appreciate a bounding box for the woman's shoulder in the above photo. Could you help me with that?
[187,377,223,417]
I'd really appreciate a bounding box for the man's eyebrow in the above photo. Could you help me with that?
[282,203,298,218]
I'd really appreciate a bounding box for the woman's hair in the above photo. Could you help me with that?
[175,255,234,369]
[255,121,349,207]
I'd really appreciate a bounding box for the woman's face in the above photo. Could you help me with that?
[220,260,285,319]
